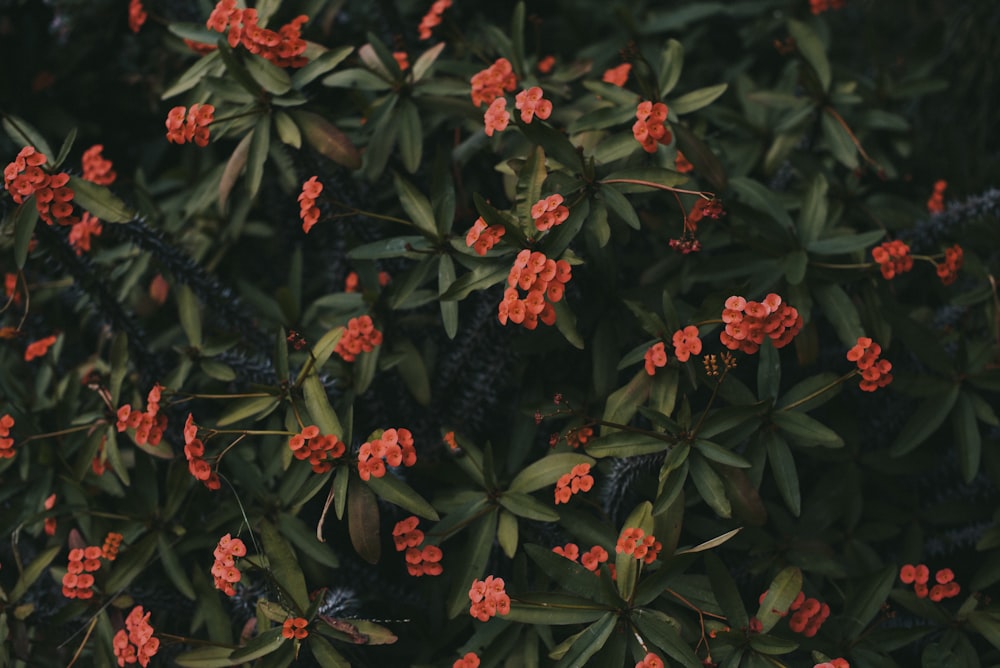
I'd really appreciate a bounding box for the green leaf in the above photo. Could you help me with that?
[176,284,203,347]
[8,545,60,603]
[601,167,688,193]
[729,176,794,231]
[509,453,595,493]
[505,594,609,625]
[69,176,135,222]
[633,608,703,668]
[397,99,423,174]
[674,123,727,191]
[366,474,439,520]
[601,185,640,230]
[524,544,616,601]
[2,114,54,158]
[439,261,510,301]
[347,475,381,565]
[602,371,652,436]
[278,512,340,568]
[515,116,580,172]
[162,51,223,99]
[772,410,844,448]
[291,46,353,88]
[658,39,684,97]
[53,127,77,169]
[764,432,800,516]
[705,552,748,630]
[889,386,960,457]
[788,19,831,92]
[245,115,270,200]
[215,395,280,427]
[821,109,859,169]
[322,67,393,90]
[438,254,458,339]
[499,491,560,522]
[348,235,430,260]
[553,613,616,668]
[954,391,982,483]
[693,439,751,469]
[689,454,731,518]
[228,627,285,662]
[447,509,499,618]
[245,53,291,94]
[218,131,252,209]
[797,172,828,245]
[12,198,38,268]
[670,83,728,115]
[393,173,437,237]
[158,535,197,600]
[586,432,670,459]
[806,229,885,256]
[757,338,781,401]
[841,566,896,640]
[754,566,802,633]
[200,359,236,382]
[968,611,1000,651]
[674,527,743,556]
[308,636,352,667]
[173,646,237,668]
[497,509,519,558]
[105,532,158,593]
[412,42,446,82]
[291,110,361,170]
[812,283,864,348]
[393,338,431,406]
[259,518,310,612]
[515,145,547,226]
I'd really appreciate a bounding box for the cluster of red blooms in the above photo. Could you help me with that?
[344,270,391,292]
[281,617,309,640]
[847,337,893,392]
[531,194,570,232]
[206,0,309,68]
[393,52,409,72]
[468,575,511,621]
[900,564,960,601]
[720,294,803,354]
[165,104,215,147]
[24,334,58,361]
[453,652,480,668]
[871,240,913,280]
[537,55,556,73]
[809,0,845,14]
[44,494,57,535]
[116,383,167,447]
[113,606,159,667]
[82,144,116,185]
[211,533,247,596]
[514,87,553,123]
[927,179,948,213]
[672,325,703,362]
[499,250,572,329]
[552,542,611,574]
[616,527,662,564]
[288,425,345,474]
[69,213,103,255]
[465,216,506,255]
[675,150,694,173]
[184,413,221,490]
[392,516,443,576]
[554,463,594,504]
[669,237,702,254]
[635,653,665,668]
[644,342,668,375]
[299,176,323,233]
[935,244,963,285]
[102,531,124,561]
[565,425,594,449]
[62,546,103,599]
[602,63,631,87]
[418,0,452,40]
[0,414,15,459]
[483,98,510,137]
[785,591,830,636]
[471,58,517,108]
[685,197,725,232]
[815,660,849,668]
[127,0,147,33]
[334,315,383,362]
[632,101,671,153]
[357,427,417,481]
[4,146,78,226]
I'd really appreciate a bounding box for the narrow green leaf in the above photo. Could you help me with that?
[705,552,748,631]
[693,440,751,469]
[278,512,340,568]
[292,110,361,170]
[889,386,960,457]
[105,532,158,593]
[245,53,292,94]
[259,518,310,612]
[821,109,859,169]
[812,283,864,348]
[308,636,352,667]
[53,127,77,169]
[219,131,252,209]
[754,566,802,633]
[670,83,728,115]
[806,230,885,256]
[674,527,742,555]
[173,646,237,668]
[176,284,203,347]
[757,338,781,401]
[322,68,393,90]
[515,145,547,225]
[499,491,560,522]
[674,123,727,191]
[689,454,731,518]
[764,432,800,516]
[729,176,794,231]
[788,19,831,91]
[586,432,670,459]
[841,566,896,640]
[797,172,828,245]
[9,545,60,603]
[509,453,595,493]
[438,254,458,339]
[439,261,510,301]
[215,396,280,427]
[553,613,616,668]
[162,51,223,99]
[291,46,354,88]
[158,535,197,600]
[968,611,1000,651]
[601,185,640,230]
[397,99,423,174]
[505,595,609,625]
[393,338,431,406]
[69,176,135,222]
[954,391,982,483]
[228,628,285,662]
[633,608,703,668]
[658,39,684,97]
[347,483,380,564]
[2,114,54,158]
[515,116,580,172]
[772,410,843,448]
[393,172,438,237]
[243,116,269,200]
[366,474,439,520]
[12,199,38,268]
[412,42,446,82]
[447,509,499,618]
[602,371,652,436]
[497,509,519,558]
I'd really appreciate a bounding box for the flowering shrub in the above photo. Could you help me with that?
[1,1,998,666]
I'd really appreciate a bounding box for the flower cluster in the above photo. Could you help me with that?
[24,334,58,361]
[514,87,553,123]
[334,315,383,362]
[102,532,124,561]
[468,575,511,621]
[554,463,594,504]
[632,101,671,153]
[281,617,309,640]
[636,653,665,668]
[81,144,116,185]
[211,533,247,596]
[814,660,849,668]
[871,239,913,280]
[392,517,443,575]
[465,216,506,255]
[357,428,417,481]
[615,527,662,564]
[127,0,147,33]
[184,413,220,490]
[115,384,167,446]
[206,1,309,68]
[927,179,947,213]
[470,58,517,107]
[499,250,572,329]
[847,337,893,392]
[392,516,425,551]
[62,546,103,599]
[298,176,323,233]
[552,542,610,573]
[4,146,78,226]
[566,426,593,449]
[809,0,845,14]
[113,606,159,667]
[786,592,830,636]
[669,237,702,254]
[644,341,667,376]
[675,150,693,173]
[418,0,452,40]
[0,414,15,459]
[289,425,345,474]
[483,98,510,137]
[453,652,480,668]
[69,213,103,255]
[602,63,631,87]
[720,293,803,354]
[935,244,963,285]
[530,194,570,232]
[900,564,960,601]
[685,197,725,232]
[672,326,703,362]
[165,104,215,147]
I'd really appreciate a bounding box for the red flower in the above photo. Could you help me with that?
[674,150,694,173]
[393,516,425,551]
[358,427,416,480]
[102,532,124,560]
[636,652,665,668]
[418,0,452,40]
[393,51,410,71]
[632,100,671,153]
[871,240,913,280]
[552,543,580,561]
[581,545,609,572]
[615,527,662,564]
[470,58,517,107]
[537,55,556,73]
[81,144,116,185]
[165,104,215,147]
[281,617,309,639]
[24,334,58,361]
[299,176,323,233]
[206,2,309,67]
[935,244,963,285]
[602,63,631,87]
[530,194,569,232]
[453,652,480,668]
[465,216,505,255]
[69,213,103,255]
[43,494,57,536]
[499,251,571,329]
[468,575,511,621]
[814,660,849,668]
[515,86,553,123]
[334,315,383,362]
[927,179,947,213]
[113,606,159,667]
[484,98,510,137]
[128,0,147,33]
[720,293,802,355]
[62,546,103,599]
[554,463,594,504]
[405,544,443,576]
[644,342,668,375]
[211,533,247,596]
[847,337,893,392]
[671,326,702,362]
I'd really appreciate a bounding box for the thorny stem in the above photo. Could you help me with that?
[779,370,858,412]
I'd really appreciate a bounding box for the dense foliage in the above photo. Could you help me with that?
[1,1,999,666]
